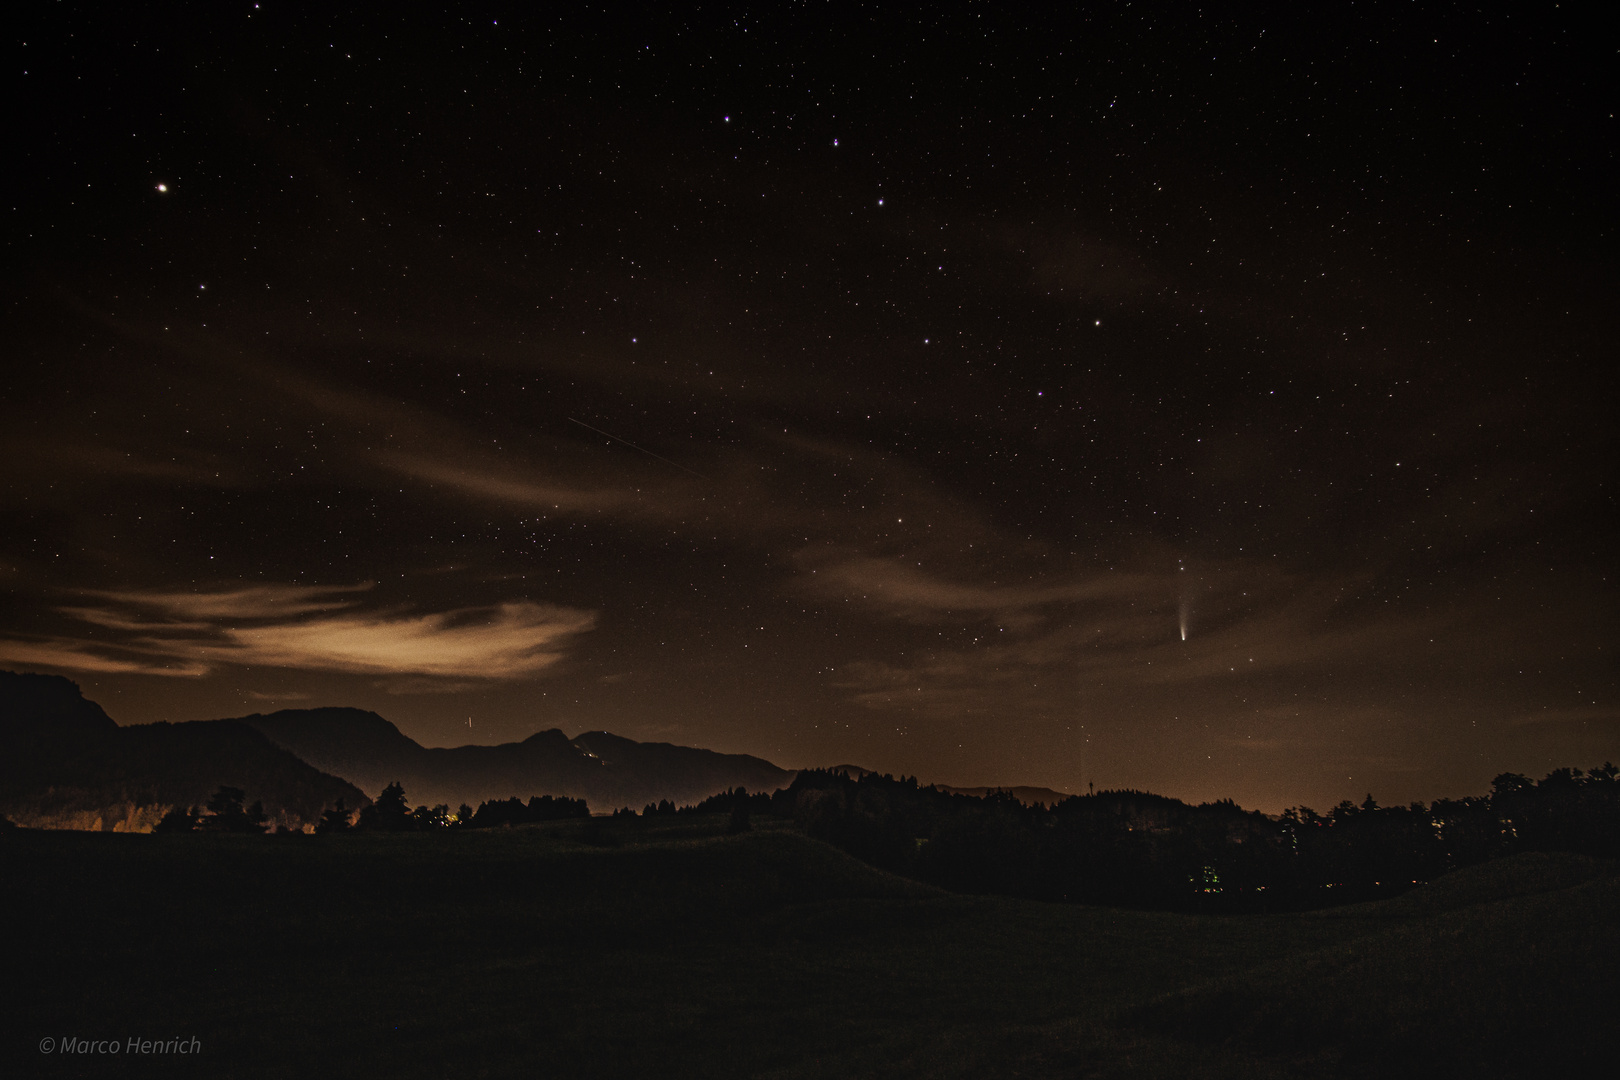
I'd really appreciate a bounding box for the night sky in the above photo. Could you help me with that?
[4,2,1614,811]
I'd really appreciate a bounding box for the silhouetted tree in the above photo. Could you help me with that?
[153,805,200,833]
[199,786,267,833]
[359,781,411,831]
[464,794,589,828]
[410,804,450,829]
[316,799,354,834]
[1492,772,1535,798]
[469,797,525,828]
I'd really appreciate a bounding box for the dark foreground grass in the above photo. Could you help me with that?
[5,819,1616,1079]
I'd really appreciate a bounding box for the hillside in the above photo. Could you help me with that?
[1126,852,1620,1075]
[6,820,1613,1078]
[0,671,367,830]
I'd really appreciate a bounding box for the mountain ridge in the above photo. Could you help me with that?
[0,671,367,830]
[232,707,796,812]
[5,670,1081,828]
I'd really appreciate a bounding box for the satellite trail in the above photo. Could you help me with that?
[567,417,707,479]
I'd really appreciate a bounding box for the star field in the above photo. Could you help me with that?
[2,2,1614,811]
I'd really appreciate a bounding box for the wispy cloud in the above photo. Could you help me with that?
[0,439,244,488]
[56,607,214,633]
[384,452,646,516]
[86,583,374,620]
[822,556,1468,725]
[796,551,1155,628]
[0,584,595,686]
[0,639,211,678]
[205,602,594,678]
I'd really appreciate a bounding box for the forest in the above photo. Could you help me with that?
[761,764,1620,910]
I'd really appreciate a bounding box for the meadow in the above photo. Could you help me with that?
[7,816,1616,1079]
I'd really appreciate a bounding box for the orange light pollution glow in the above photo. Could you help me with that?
[2,4,1613,815]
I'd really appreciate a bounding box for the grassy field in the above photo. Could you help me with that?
[6,817,1617,1079]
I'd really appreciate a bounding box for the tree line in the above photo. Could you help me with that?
[150,782,590,835]
[767,763,1620,910]
[133,764,1619,912]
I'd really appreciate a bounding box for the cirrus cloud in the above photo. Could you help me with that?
[205,602,594,678]
[0,638,211,678]
[0,584,596,685]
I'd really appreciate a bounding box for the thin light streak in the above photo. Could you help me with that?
[567,417,708,479]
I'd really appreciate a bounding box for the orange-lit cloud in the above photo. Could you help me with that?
[0,585,595,685]
[205,601,595,678]
[0,639,210,678]
[83,583,375,620]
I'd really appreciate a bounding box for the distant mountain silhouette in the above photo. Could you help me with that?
[0,671,367,831]
[233,708,796,811]
[0,670,119,743]
[4,671,1066,829]
[573,729,795,808]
